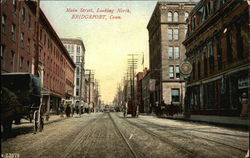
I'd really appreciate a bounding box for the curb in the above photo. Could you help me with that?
[160,116,249,131]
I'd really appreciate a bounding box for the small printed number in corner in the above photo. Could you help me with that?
[1,153,20,158]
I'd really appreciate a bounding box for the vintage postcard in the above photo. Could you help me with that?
[1,0,249,158]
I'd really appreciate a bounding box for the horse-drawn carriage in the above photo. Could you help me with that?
[124,100,139,117]
[1,73,44,137]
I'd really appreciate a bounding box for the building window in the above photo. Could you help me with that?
[76,89,79,96]
[27,61,30,72]
[217,37,222,71]
[171,88,180,103]
[28,38,30,52]
[175,65,180,79]
[208,41,214,73]
[198,61,201,78]
[173,12,178,22]
[44,34,46,45]
[204,56,208,76]
[19,57,23,71]
[174,47,180,59]
[169,65,174,79]
[226,30,233,63]
[236,24,243,59]
[1,45,5,70]
[173,29,179,40]
[11,24,16,41]
[184,12,189,21]
[76,56,81,63]
[40,29,42,40]
[76,78,80,86]
[21,7,25,22]
[77,67,80,75]
[2,15,6,33]
[11,51,15,72]
[71,45,74,52]
[192,62,196,79]
[168,46,173,59]
[168,29,173,41]
[13,0,17,12]
[28,14,31,28]
[21,32,24,48]
[77,46,80,54]
[168,12,173,22]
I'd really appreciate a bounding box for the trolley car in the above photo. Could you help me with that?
[124,100,139,117]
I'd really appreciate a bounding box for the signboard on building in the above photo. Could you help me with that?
[238,77,249,89]
[180,60,192,78]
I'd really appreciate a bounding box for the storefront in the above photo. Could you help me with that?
[186,67,249,116]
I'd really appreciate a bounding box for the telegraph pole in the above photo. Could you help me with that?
[127,54,138,110]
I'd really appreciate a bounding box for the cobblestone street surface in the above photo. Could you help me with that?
[1,112,249,158]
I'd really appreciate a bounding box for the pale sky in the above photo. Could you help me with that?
[40,0,157,104]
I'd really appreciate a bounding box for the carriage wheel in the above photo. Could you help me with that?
[33,111,38,134]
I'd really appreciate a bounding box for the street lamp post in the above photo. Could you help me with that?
[180,60,192,118]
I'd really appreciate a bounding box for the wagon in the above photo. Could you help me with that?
[1,73,44,137]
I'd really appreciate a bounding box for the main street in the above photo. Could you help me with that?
[2,112,248,158]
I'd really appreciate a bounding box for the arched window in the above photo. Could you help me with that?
[167,12,173,22]
[184,12,189,21]
[173,12,178,22]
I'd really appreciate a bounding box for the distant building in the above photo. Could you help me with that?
[61,38,86,106]
[147,2,196,112]
[136,72,144,113]
[183,0,249,116]
[141,68,151,113]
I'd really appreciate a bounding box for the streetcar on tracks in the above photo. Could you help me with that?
[124,100,139,117]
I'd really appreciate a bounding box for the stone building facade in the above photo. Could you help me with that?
[183,0,249,116]
[61,38,86,106]
[147,2,196,111]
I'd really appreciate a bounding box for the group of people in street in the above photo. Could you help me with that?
[59,100,86,117]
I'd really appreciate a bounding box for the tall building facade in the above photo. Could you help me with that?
[183,0,249,116]
[147,2,196,111]
[61,38,86,106]
[1,1,75,113]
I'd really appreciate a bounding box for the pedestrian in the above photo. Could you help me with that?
[65,104,71,117]
[70,102,74,117]
[75,104,79,115]
[239,92,248,118]
[59,101,65,117]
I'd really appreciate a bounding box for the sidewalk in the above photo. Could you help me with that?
[12,114,67,129]
[141,113,249,129]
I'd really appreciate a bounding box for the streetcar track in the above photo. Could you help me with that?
[115,113,196,158]
[133,117,248,153]
[108,113,139,158]
[62,113,105,158]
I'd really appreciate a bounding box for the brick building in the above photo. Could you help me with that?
[141,68,151,113]
[183,0,249,116]
[1,0,36,74]
[1,1,75,113]
[147,2,196,112]
[136,72,144,113]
